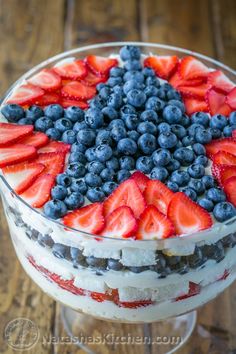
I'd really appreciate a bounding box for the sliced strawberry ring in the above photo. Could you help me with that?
[85,55,118,76]
[60,98,89,109]
[205,138,236,158]
[0,123,33,146]
[18,131,49,148]
[169,70,205,89]
[28,69,62,91]
[35,92,61,106]
[0,144,37,168]
[223,176,236,207]
[130,171,150,193]
[82,69,108,87]
[206,89,232,116]
[61,81,96,100]
[38,140,71,154]
[183,97,208,116]
[213,165,236,186]
[178,83,211,99]
[34,152,66,177]
[212,151,236,166]
[226,87,236,110]
[53,59,88,80]
[144,55,179,80]
[179,56,209,81]
[207,70,235,94]
[144,179,174,215]
[6,84,44,105]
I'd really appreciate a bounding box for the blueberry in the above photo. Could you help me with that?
[120,104,136,116]
[102,106,118,121]
[37,234,54,248]
[182,187,197,201]
[119,156,135,170]
[35,117,53,132]
[202,242,225,262]
[123,113,139,130]
[167,181,179,192]
[124,59,142,71]
[51,185,68,200]
[66,163,86,178]
[62,130,77,144]
[158,122,171,134]
[84,108,104,129]
[166,159,181,172]
[70,179,87,194]
[198,198,214,212]
[187,123,203,137]
[69,152,87,164]
[85,256,107,269]
[167,89,182,101]
[145,96,165,111]
[152,148,172,167]
[110,66,125,77]
[187,163,205,179]
[210,114,228,130]
[1,104,25,122]
[182,135,195,146]
[206,188,226,203]
[85,147,97,162]
[117,138,137,156]
[107,77,123,87]
[54,118,73,132]
[171,124,187,139]
[150,167,168,182]
[52,243,68,259]
[56,173,72,187]
[170,170,190,186]
[136,156,154,174]
[18,118,33,125]
[96,130,112,146]
[96,83,106,91]
[188,179,205,195]
[126,89,146,108]
[142,67,155,77]
[45,128,61,140]
[195,128,212,144]
[201,175,215,189]
[168,100,185,114]
[89,96,106,110]
[123,71,144,83]
[120,45,141,61]
[181,114,191,128]
[107,258,123,271]
[70,248,85,267]
[146,76,160,87]
[73,121,88,132]
[137,121,157,135]
[191,112,209,127]
[223,125,236,137]
[156,88,167,100]
[194,155,209,167]
[158,132,178,149]
[95,144,113,162]
[44,199,67,219]
[209,127,222,139]
[213,202,236,222]
[140,110,159,123]
[111,126,127,142]
[26,105,44,121]
[108,119,125,130]
[173,147,195,165]
[193,143,206,156]
[123,80,143,95]
[107,93,123,109]
[188,247,206,268]
[144,85,158,98]
[138,133,157,154]
[163,105,182,124]
[86,187,105,202]
[77,129,96,146]
[127,130,140,141]
[99,86,111,99]
[64,192,84,209]
[117,169,131,183]
[100,168,115,182]
[64,106,84,122]
[229,111,236,125]
[85,173,102,187]
[102,182,118,196]
[106,157,120,171]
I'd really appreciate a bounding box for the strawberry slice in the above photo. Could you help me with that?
[35,152,65,176]
[183,97,208,116]
[144,55,178,80]
[205,138,236,158]
[18,132,49,148]
[2,162,45,194]
[216,165,236,185]
[226,87,236,110]
[63,202,104,234]
[20,174,55,208]
[28,69,61,91]
[167,192,213,235]
[136,205,174,240]
[103,179,146,218]
[100,206,137,238]
[53,60,87,80]
[233,131,236,139]
[116,299,154,309]
[206,89,231,116]
[169,70,204,88]
[207,70,235,94]
[144,180,174,215]
[179,56,209,81]
[85,55,118,76]
[38,140,71,154]
[211,163,222,182]
[223,176,236,207]
[0,144,37,168]
[60,99,89,109]
[0,123,33,146]
[178,83,210,99]
[175,282,201,301]
[35,92,60,106]
[82,69,107,86]
[61,81,96,100]
[130,171,150,193]
[212,151,236,166]
[6,84,44,105]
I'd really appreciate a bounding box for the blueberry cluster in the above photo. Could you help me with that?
[9,206,236,277]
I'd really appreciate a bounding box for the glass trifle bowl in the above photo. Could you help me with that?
[0,42,236,353]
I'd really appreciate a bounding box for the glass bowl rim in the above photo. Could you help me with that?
[1,41,236,243]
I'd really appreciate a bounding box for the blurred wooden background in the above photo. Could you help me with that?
[0,0,235,353]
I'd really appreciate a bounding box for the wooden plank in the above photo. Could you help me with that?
[140,0,215,56]
[0,0,65,353]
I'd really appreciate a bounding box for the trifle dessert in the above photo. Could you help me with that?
[0,44,236,325]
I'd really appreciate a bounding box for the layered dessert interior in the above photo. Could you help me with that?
[0,45,236,322]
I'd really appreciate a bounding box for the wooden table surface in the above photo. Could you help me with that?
[0,1,236,353]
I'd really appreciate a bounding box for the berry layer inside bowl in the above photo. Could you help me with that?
[1,45,236,320]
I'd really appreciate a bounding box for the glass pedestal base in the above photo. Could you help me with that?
[60,305,197,354]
